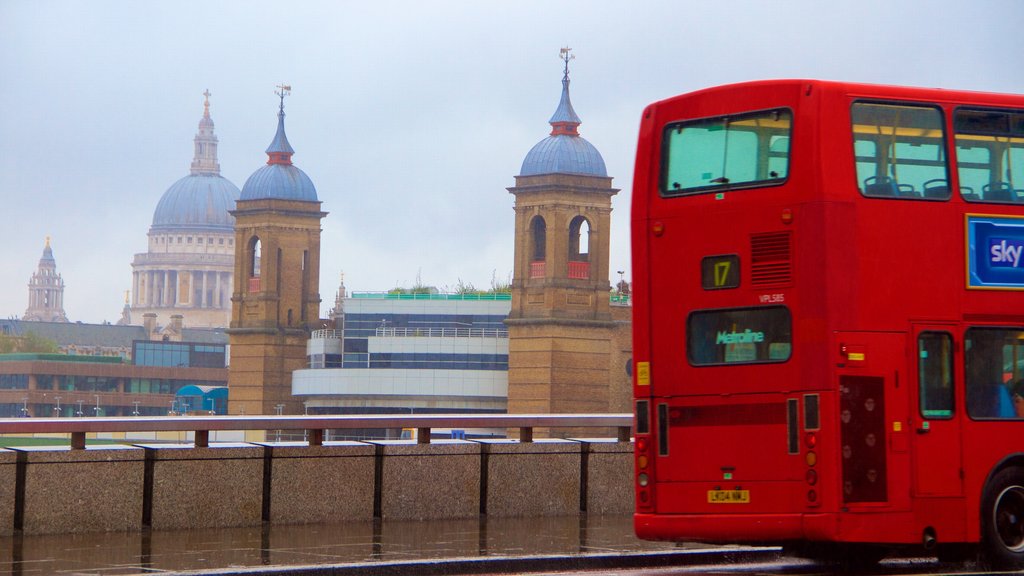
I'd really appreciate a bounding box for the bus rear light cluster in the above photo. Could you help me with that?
[804,428,819,506]
[635,429,653,510]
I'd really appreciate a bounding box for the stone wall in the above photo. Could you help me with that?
[0,438,634,534]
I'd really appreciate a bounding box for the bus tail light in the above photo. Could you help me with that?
[805,431,817,449]
[806,469,818,486]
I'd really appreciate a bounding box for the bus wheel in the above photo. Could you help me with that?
[981,468,1024,569]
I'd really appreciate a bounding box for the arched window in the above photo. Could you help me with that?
[247,236,261,293]
[568,216,591,279]
[529,216,546,279]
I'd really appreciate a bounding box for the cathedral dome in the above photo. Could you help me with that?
[240,91,318,202]
[151,92,239,231]
[152,174,239,230]
[519,54,607,178]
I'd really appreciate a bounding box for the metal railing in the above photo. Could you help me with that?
[0,413,632,449]
[375,327,508,338]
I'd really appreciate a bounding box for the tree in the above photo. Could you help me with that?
[0,332,59,354]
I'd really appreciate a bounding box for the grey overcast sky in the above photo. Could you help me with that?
[2,0,1023,324]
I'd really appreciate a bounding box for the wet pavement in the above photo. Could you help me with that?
[0,515,768,575]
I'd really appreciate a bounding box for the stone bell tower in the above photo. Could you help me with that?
[228,86,326,416]
[506,49,619,417]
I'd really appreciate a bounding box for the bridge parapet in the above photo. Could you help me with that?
[0,414,633,535]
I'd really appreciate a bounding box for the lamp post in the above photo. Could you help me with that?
[275,404,285,442]
[132,401,141,416]
[20,397,28,418]
[54,396,61,417]
[93,395,101,417]
[76,400,84,417]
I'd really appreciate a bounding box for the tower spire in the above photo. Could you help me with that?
[190,89,221,175]
[24,237,68,322]
[549,47,581,136]
[266,84,295,165]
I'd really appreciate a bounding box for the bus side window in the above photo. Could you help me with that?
[918,332,953,419]
[965,328,1021,419]
[851,102,948,200]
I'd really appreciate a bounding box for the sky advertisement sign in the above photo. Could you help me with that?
[967,215,1024,289]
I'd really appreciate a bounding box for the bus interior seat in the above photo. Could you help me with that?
[897,184,920,197]
[863,176,898,196]
[983,182,1014,202]
[922,179,949,199]
[960,186,978,201]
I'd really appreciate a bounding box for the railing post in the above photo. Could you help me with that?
[195,430,209,448]
[417,427,430,444]
[519,427,533,443]
[617,426,631,442]
[308,429,323,446]
[71,431,86,450]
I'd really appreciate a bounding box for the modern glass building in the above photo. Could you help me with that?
[293,292,510,433]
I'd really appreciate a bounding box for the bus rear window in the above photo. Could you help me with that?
[687,306,792,365]
[661,108,791,196]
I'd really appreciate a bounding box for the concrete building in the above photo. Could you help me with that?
[129,91,239,329]
[293,290,510,422]
[505,48,631,418]
[227,87,326,416]
[23,238,68,323]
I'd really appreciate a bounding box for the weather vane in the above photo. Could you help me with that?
[275,83,291,111]
[559,47,574,78]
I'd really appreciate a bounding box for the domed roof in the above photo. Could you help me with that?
[239,90,318,202]
[151,92,240,231]
[519,50,607,178]
[521,134,607,177]
[152,174,239,230]
[240,164,317,201]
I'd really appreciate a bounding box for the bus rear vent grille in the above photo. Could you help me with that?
[750,231,792,286]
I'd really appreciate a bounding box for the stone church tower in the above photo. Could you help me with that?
[23,237,69,323]
[227,87,326,416]
[506,49,620,417]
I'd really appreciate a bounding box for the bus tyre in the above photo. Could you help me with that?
[981,468,1024,570]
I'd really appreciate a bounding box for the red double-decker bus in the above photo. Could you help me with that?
[631,79,1024,567]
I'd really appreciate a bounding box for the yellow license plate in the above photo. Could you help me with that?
[707,489,750,503]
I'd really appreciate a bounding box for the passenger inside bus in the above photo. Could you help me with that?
[965,333,1018,419]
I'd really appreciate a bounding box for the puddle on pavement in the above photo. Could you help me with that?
[0,515,680,574]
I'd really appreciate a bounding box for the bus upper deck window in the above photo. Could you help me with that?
[851,102,949,201]
[661,108,792,196]
[954,108,1024,204]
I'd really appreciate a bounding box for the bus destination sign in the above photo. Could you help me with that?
[967,215,1024,290]
[701,255,740,290]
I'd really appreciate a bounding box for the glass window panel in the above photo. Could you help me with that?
[851,102,948,200]
[955,108,1024,203]
[661,108,791,195]
[965,328,1024,419]
[687,306,792,365]
[919,332,954,418]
